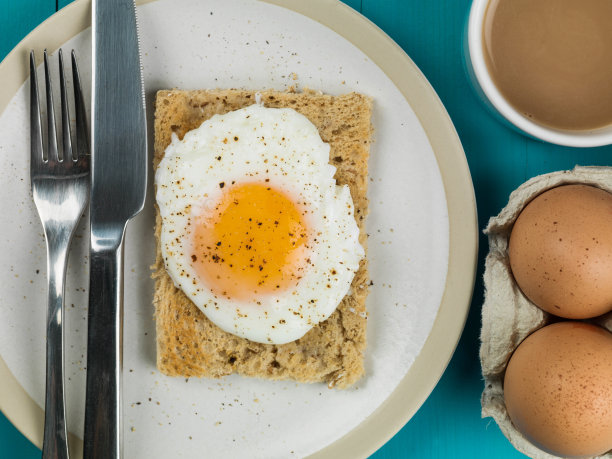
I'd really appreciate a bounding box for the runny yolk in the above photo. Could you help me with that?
[192,182,310,301]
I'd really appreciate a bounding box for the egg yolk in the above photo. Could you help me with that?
[193,182,310,301]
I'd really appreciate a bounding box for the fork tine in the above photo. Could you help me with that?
[43,50,60,162]
[58,49,74,162]
[71,50,89,158]
[30,51,45,168]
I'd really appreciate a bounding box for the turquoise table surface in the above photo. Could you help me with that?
[1,0,610,458]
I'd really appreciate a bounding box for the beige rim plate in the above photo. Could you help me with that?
[0,0,477,457]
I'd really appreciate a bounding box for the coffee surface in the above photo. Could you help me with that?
[483,0,612,131]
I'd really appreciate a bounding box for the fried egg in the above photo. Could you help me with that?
[155,103,364,344]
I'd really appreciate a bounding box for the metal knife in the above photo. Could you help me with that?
[83,0,147,457]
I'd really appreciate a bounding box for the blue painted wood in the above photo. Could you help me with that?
[341,0,361,12]
[0,0,610,458]
[58,0,72,10]
[0,0,55,60]
[0,409,40,459]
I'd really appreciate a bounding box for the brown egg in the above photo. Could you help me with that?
[509,184,612,319]
[504,322,612,457]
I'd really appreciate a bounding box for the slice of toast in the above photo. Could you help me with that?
[153,89,371,389]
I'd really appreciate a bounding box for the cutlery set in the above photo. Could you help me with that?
[29,0,146,457]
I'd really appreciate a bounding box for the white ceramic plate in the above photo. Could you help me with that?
[0,0,477,457]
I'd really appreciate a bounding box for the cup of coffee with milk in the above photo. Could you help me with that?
[465,0,612,147]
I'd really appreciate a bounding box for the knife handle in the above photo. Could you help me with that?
[84,235,124,459]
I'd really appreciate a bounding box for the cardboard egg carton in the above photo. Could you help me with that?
[480,166,612,459]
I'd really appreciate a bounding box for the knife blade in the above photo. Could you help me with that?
[84,0,147,457]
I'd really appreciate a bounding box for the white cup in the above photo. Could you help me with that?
[465,0,612,148]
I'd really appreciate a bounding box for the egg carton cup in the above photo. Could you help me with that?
[480,166,612,459]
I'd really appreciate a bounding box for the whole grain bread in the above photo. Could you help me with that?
[153,89,371,388]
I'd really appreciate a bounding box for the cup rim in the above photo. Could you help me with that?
[468,0,612,148]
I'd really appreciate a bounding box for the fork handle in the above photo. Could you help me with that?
[83,232,125,459]
[43,229,72,459]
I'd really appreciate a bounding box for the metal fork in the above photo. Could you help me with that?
[30,48,90,459]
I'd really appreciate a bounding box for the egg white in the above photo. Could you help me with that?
[155,103,364,344]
